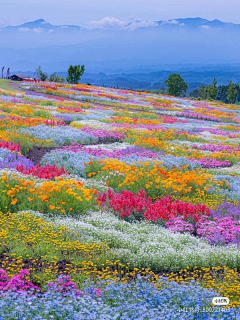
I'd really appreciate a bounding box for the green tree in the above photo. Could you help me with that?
[36,66,48,81]
[165,73,188,97]
[227,80,237,104]
[198,84,208,100]
[66,65,85,84]
[207,78,217,100]
[49,72,65,83]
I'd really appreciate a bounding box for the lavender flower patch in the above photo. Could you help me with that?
[80,126,125,142]
[0,95,26,103]
[198,158,231,169]
[192,143,240,153]
[0,149,34,170]
[211,202,240,220]
[202,128,239,138]
[177,111,221,122]
[54,114,72,122]
[121,146,163,158]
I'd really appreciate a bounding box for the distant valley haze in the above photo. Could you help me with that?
[0,15,240,89]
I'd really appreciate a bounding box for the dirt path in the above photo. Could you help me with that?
[7,81,30,94]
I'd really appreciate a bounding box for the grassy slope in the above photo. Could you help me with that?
[0,79,22,92]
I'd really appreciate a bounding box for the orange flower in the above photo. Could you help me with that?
[11,198,17,205]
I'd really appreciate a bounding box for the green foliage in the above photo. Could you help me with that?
[227,80,238,104]
[190,83,240,104]
[66,65,85,84]
[83,160,102,179]
[207,78,217,100]
[165,74,188,97]
[198,84,208,100]
[143,88,166,95]
[36,66,48,81]
[49,72,65,83]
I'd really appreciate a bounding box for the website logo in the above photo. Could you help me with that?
[212,297,229,306]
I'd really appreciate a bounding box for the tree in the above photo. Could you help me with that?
[66,64,85,84]
[207,78,217,100]
[227,80,237,104]
[198,84,208,100]
[49,72,65,83]
[36,66,48,81]
[165,73,188,97]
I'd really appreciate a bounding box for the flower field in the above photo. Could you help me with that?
[0,81,240,318]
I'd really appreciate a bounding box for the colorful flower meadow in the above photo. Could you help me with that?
[0,81,239,318]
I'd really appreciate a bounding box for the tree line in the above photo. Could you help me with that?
[189,80,240,104]
[164,74,239,104]
[145,73,239,104]
[35,64,85,84]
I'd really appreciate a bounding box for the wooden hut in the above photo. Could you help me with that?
[9,74,28,81]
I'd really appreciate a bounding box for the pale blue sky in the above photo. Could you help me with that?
[1,0,240,27]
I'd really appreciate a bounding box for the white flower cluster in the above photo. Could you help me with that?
[32,210,240,272]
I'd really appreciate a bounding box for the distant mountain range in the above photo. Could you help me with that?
[0,17,240,82]
[2,19,83,33]
[2,17,240,33]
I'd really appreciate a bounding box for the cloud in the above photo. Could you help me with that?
[60,25,69,28]
[162,19,179,25]
[86,16,126,30]
[18,27,30,32]
[33,27,43,33]
[161,20,184,26]
[86,16,159,30]
[48,29,54,33]
[40,21,47,24]
[128,20,157,30]
[200,25,222,31]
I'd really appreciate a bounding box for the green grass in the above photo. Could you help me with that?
[0,79,22,92]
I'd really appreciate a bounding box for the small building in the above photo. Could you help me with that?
[9,74,28,81]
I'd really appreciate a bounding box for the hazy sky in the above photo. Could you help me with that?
[1,0,240,27]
